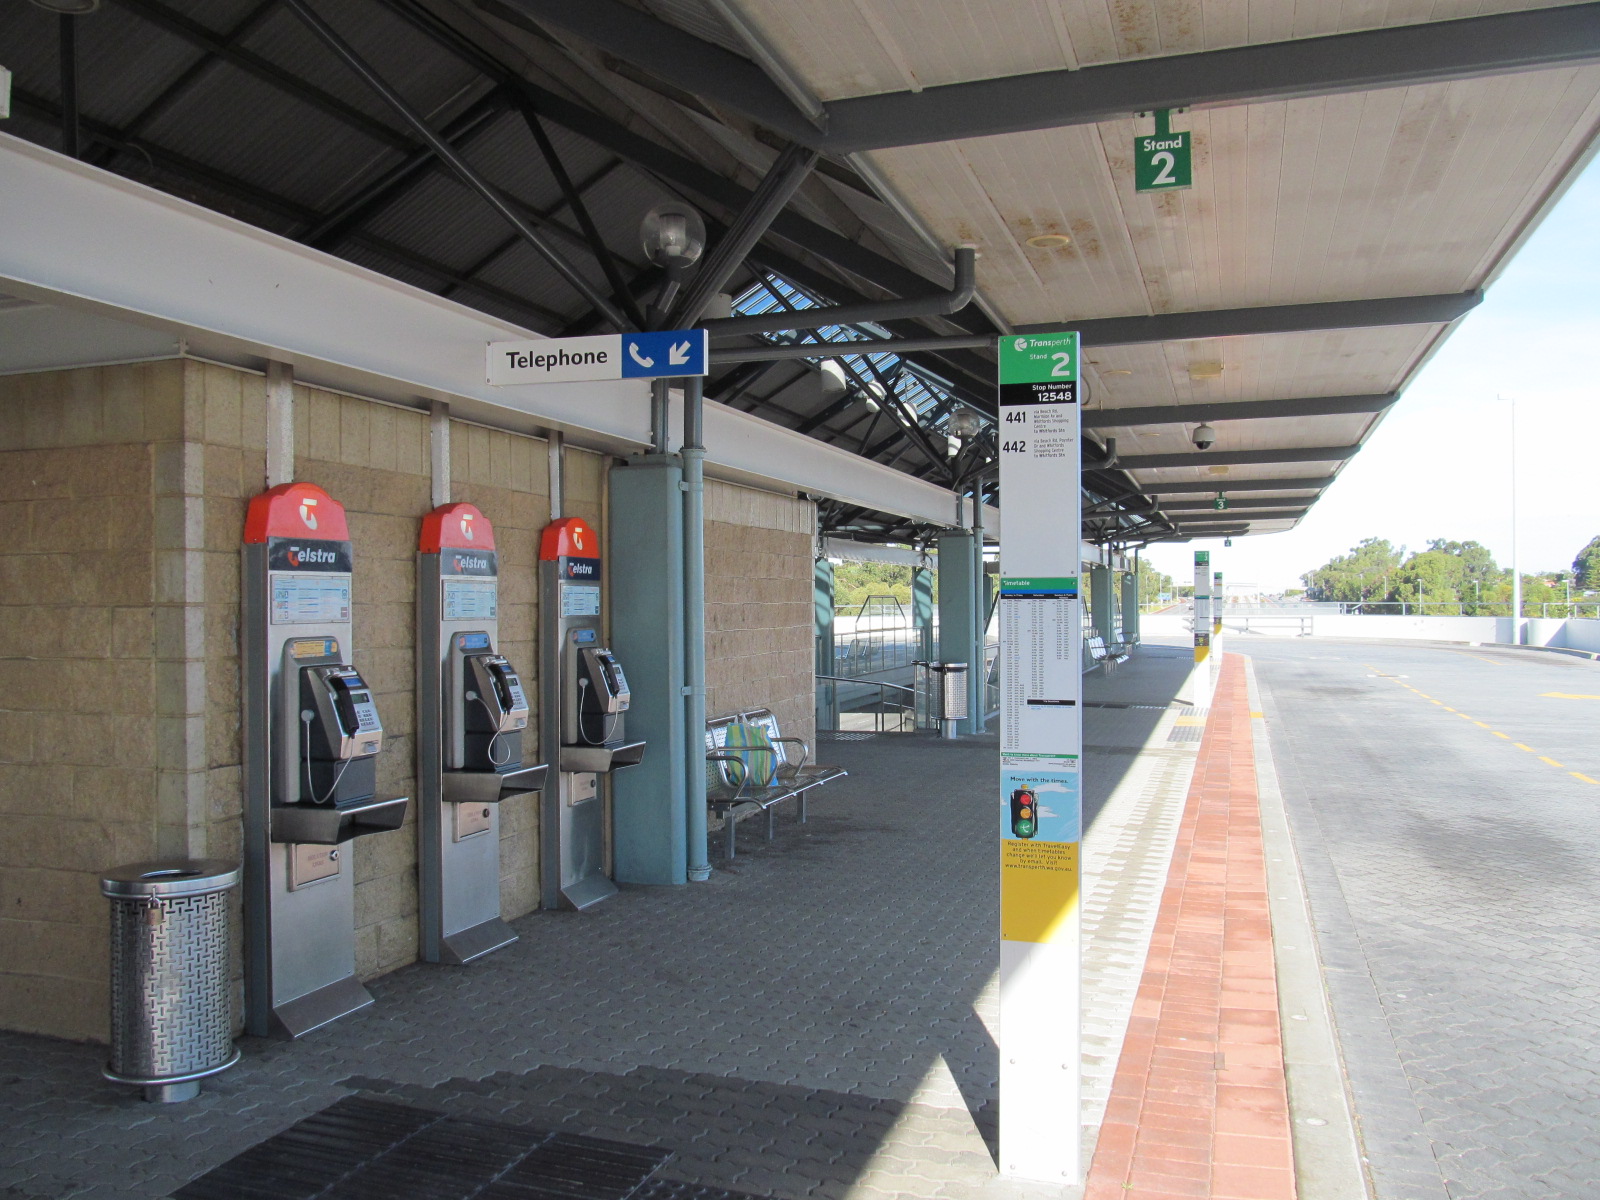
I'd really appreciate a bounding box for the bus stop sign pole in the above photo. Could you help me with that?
[996,332,1083,1183]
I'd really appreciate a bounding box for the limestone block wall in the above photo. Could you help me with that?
[0,358,607,1041]
[704,480,817,746]
[0,362,179,1039]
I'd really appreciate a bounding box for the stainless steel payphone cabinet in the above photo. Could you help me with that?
[537,518,645,910]
[416,503,545,963]
[242,483,409,1038]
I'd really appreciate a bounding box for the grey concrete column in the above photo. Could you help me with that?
[1121,568,1140,645]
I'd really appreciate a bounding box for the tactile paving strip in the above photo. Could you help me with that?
[173,1096,676,1200]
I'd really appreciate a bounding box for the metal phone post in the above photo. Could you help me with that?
[537,517,646,910]
[242,483,409,1038]
[417,503,545,964]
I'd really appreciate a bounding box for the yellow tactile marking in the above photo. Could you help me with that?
[1365,665,1597,786]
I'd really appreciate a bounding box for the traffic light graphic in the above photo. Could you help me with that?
[1010,786,1037,839]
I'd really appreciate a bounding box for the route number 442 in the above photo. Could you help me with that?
[1002,440,1027,454]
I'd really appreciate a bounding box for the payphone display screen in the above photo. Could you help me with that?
[270,574,351,624]
[443,578,498,622]
[562,585,600,617]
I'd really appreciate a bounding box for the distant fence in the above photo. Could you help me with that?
[1140,611,1600,652]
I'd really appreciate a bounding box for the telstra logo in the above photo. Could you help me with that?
[460,513,475,541]
[299,496,319,530]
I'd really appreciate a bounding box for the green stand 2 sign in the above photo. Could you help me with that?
[1135,109,1191,193]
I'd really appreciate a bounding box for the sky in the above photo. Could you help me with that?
[1139,152,1600,595]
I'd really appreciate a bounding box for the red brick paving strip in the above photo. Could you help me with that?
[1084,653,1296,1200]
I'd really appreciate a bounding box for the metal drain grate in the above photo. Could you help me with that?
[174,1096,674,1200]
[821,731,877,741]
[1166,726,1204,743]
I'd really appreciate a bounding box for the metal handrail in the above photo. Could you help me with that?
[816,674,915,733]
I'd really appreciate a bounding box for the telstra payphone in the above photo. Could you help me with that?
[538,517,646,910]
[242,483,409,1038]
[417,503,546,963]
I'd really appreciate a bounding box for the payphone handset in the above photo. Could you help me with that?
[446,630,530,772]
[580,648,631,714]
[300,665,384,761]
[287,654,385,808]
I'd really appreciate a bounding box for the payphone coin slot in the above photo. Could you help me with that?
[288,844,341,890]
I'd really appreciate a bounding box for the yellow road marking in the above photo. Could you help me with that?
[1373,671,1595,783]
[1541,693,1600,700]
[1250,711,1264,718]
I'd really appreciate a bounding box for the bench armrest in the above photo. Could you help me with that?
[768,736,810,773]
[707,748,776,802]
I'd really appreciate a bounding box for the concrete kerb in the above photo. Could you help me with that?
[1244,656,1370,1200]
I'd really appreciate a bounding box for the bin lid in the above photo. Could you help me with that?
[101,859,240,899]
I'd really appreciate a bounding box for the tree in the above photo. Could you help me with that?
[1574,536,1600,591]
[1301,538,1404,603]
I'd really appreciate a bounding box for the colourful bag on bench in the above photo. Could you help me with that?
[721,721,777,787]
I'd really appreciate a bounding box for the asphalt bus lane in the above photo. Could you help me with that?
[1244,638,1600,1200]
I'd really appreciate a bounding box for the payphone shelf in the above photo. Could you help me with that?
[442,763,547,805]
[559,739,646,775]
[269,793,409,845]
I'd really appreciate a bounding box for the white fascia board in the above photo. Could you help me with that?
[0,133,650,451]
[821,538,932,566]
[0,134,993,529]
[701,400,996,529]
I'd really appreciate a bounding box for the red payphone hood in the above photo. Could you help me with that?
[244,482,350,543]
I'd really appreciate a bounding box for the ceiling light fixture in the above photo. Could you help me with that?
[1024,233,1071,249]
[29,0,100,11]
[1188,361,1224,380]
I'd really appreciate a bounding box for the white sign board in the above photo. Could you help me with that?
[488,330,707,385]
[996,332,1082,1184]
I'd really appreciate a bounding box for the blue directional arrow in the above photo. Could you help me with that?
[619,329,708,379]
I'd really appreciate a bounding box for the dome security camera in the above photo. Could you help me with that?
[1192,423,1217,450]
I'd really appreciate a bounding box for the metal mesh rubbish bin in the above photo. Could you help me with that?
[100,859,240,1103]
[937,662,969,736]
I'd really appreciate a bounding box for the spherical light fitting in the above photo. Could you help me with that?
[640,203,706,269]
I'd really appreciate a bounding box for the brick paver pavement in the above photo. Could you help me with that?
[1086,654,1296,1200]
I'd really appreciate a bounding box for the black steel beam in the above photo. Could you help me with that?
[1141,477,1335,494]
[1161,497,1314,511]
[304,91,509,249]
[91,0,282,172]
[1168,509,1310,522]
[1029,293,1480,345]
[1083,392,1397,428]
[481,0,818,143]
[516,101,647,330]
[58,15,80,159]
[1120,446,1358,470]
[471,1,1600,156]
[671,143,820,327]
[822,5,1600,151]
[283,0,633,331]
[109,0,415,152]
